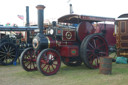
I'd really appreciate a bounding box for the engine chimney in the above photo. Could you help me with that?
[26,6,29,26]
[36,5,45,34]
[70,4,73,14]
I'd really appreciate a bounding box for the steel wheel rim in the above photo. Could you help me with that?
[0,43,16,65]
[86,35,108,68]
[38,49,61,75]
[21,48,37,71]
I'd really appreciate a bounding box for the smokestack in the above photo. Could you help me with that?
[26,6,29,26]
[36,5,45,34]
[70,4,73,14]
[26,6,30,43]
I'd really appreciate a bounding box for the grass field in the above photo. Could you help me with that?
[0,62,128,85]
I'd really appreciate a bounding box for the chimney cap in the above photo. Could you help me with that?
[36,5,45,10]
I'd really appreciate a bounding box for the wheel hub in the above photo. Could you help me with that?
[6,52,11,57]
[94,49,100,54]
[48,60,53,65]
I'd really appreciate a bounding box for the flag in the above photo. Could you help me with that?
[17,15,24,20]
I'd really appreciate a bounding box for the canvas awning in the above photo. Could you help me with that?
[58,14,115,24]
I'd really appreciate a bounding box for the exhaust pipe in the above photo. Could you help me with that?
[26,6,30,43]
[26,6,30,26]
[36,5,45,34]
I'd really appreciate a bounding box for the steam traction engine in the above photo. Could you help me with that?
[0,6,37,65]
[0,27,36,65]
[20,5,115,76]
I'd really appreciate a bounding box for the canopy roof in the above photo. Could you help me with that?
[118,13,128,18]
[58,14,115,24]
[0,26,37,31]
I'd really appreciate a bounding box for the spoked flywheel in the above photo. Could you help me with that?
[20,47,37,71]
[37,48,61,76]
[80,33,108,69]
[0,42,17,65]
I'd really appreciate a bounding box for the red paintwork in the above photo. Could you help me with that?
[58,14,115,46]
[60,45,79,57]
[47,23,116,60]
[93,24,116,46]
[62,30,76,41]
[105,24,116,46]
[47,36,74,48]
[77,21,95,42]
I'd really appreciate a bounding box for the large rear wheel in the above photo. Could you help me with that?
[37,48,61,76]
[80,33,108,69]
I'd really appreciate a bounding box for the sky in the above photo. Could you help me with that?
[0,0,128,26]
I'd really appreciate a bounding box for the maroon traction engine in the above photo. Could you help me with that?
[20,5,115,76]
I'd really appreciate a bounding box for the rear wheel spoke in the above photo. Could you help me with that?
[81,34,108,69]
[0,51,6,54]
[88,42,94,49]
[0,43,16,65]
[93,39,96,48]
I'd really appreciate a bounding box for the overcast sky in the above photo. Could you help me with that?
[0,0,128,26]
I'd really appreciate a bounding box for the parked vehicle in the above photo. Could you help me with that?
[20,5,116,76]
[115,13,128,57]
[0,27,37,65]
[0,6,38,65]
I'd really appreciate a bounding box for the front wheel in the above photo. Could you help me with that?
[20,47,37,71]
[80,34,109,69]
[37,48,61,76]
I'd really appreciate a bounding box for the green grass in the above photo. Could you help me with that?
[0,62,128,85]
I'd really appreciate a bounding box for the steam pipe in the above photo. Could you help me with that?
[36,5,45,34]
